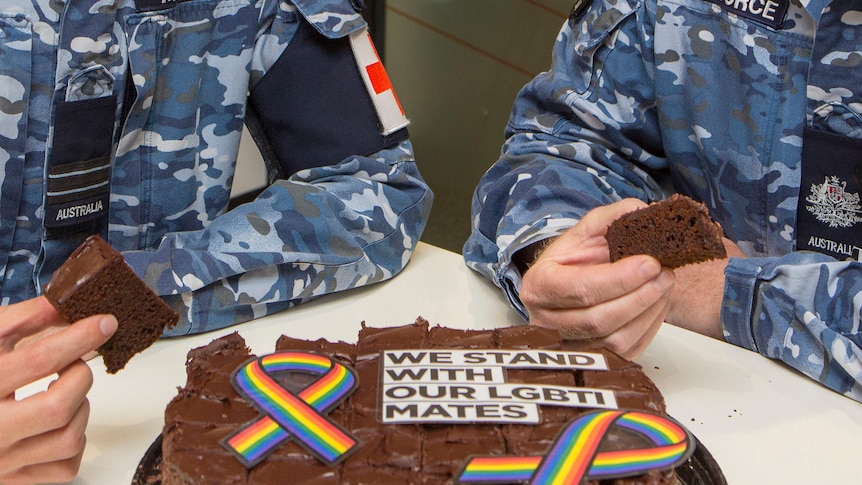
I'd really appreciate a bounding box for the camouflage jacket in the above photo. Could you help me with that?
[464,0,862,401]
[0,0,432,335]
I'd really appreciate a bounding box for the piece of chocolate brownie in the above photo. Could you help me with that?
[44,235,178,373]
[606,194,727,268]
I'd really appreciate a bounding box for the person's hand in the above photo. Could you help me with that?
[519,199,675,359]
[665,238,746,339]
[0,297,117,485]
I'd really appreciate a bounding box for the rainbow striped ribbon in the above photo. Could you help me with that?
[458,410,693,484]
[222,352,359,468]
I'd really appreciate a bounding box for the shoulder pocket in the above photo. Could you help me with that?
[0,14,32,166]
[0,13,31,255]
[119,0,261,245]
[569,0,637,95]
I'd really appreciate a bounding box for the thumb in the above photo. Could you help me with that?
[0,315,117,396]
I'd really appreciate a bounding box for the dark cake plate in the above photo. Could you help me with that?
[133,428,727,485]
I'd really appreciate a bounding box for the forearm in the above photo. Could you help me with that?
[124,141,432,335]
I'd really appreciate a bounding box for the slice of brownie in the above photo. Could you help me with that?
[44,235,179,373]
[606,194,727,268]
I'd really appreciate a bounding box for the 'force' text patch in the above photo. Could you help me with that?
[135,0,196,12]
[703,0,788,29]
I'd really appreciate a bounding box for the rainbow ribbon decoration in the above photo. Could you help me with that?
[222,352,359,468]
[458,410,693,484]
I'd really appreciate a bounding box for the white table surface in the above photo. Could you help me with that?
[24,242,861,484]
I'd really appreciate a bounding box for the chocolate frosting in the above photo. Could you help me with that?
[162,319,676,485]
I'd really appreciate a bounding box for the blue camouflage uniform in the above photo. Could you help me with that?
[0,0,432,335]
[464,0,862,401]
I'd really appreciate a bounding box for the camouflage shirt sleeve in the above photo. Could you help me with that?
[124,139,431,337]
[463,0,862,401]
[116,1,433,336]
[0,0,431,334]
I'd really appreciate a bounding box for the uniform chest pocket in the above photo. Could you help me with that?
[121,0,261,148]
[115,0,264,245]
[0,14,32,260]
[653,0,808,162]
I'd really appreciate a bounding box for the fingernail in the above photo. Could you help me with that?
[653,271,674,292]
[638,259,661,279]
[100,315,118,337]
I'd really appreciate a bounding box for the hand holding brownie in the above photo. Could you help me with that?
[521,195,744,358]
[519,199,676,359]
[0,297,116,485]
[605,194,743,341]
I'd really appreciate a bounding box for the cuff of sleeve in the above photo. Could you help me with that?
[494,218,580,322]
[721,257,764,353]
[500,275,529,321]
[122,244,175,295]
[159,293,194,337]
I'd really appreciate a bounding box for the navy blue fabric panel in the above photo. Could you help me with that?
[52,96,116,165]
[795,127,862,260]
[248,19,408,177]
[46,96,115,235]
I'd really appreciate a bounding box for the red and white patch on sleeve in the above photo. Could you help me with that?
[349,29,410,136]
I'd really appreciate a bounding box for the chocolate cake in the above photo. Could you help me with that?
[44,235,178,373]
[606,194,727,268]
[161,319,685,484]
